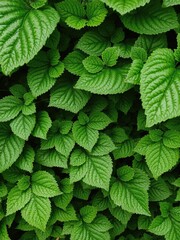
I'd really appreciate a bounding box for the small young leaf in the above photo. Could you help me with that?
[80,205,97,223]
[83,56,104,73]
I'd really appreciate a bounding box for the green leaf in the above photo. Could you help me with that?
[6,186,31,216]
[9,84,27,99]
[76,31,111,56]
[55,133,75,157]
[21,194,51,231]
[99,0,150,15]
[66,16,87,30]
[110,169,150,216]
[102,47,119,67]
[145,141,179,179]
[88,112,112,130]
[0,123,25,173]
[117,166,135,182]
[32,111,52,140]
[56,0,85,21]
[149,130,163,142]
[162,0,180,7]
[83,56,104,74]
[163,130,180,148]
[113,139,135,159]
[10,113,36,141]
[32,171,61,198]
[90,133,116,156]
[63,50,86,76]
[53,204,77,222]
[16,145,35,173]
[149,178,171,201]
[70,148,87,166]
[48,62,64,78]
[0,96,23,122]
[0,223,10,240]
[75,66,132,95]
[30,0,47,9]
[109,206,132,225]
[83,154,113,191]
[134,135,152,155]
[71,218,111,240]
[53,192,73,210]
[126,59,144,85]
[130,47,147,62]
[0,0,60,75]
[27,51,57,97]
[140,48,180,127]
[36,149,68,168]
[109,127,129,143]
[148,216,171,236]
[17,176,30,191]
[121,2,178,35]
[80,205,97,223]
[72,121,99,151]
[134,34,167,54]
[49,79,91,113]
[86,0,107,27]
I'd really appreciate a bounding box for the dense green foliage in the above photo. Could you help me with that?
[0,0,180,239]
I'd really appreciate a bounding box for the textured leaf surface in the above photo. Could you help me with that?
[72,121,99,151]
[77,31,111,56]
[99,0,150,15]
[83,154,113,191]
[145,141,179,179]
[80,206,97,223]
[32,171,61,198]
[140,49,180,127]
[162,0,180,7]
[63,50,86,76]
[121,2,178,35]
[0,123,25,173]
[36,149,68,168]
[32,111,52,140]
[110,169,150,216]
[50,79,91,113]
[10,113,36,140]
[6,187,31,215]
[83,56,104,74]
[75,66,132,95]
[0,96,23,122]
[0,0,60,75]
[163,130,180,148]
[55,133,75,157]
[16,145,35,172]
[21,194,51,231]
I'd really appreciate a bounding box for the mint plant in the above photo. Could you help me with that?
[0,0,180,239]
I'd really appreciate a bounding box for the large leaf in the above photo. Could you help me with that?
[99,0,150,15]
[31,171,61,198]
[49,79,91,113]
[0,0,60,75]
[75,66,132,95]
[110,169,150,216]
[140,48,180,127]
[121,1,178,35]
[6,186,31,215]
[145,141,179,179]
[0,96,23,122]
[0,123,25,173]
[21,194,51,231]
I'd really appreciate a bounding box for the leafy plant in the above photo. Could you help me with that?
[0,0,179,239]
